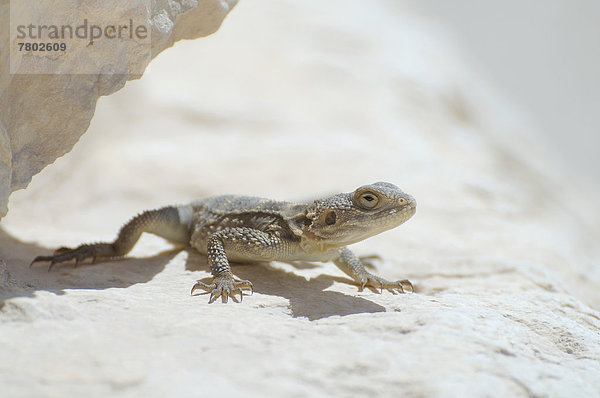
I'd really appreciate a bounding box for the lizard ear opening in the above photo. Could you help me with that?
[325,211,336,225]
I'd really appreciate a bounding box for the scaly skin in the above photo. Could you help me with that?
[31,182,417,303]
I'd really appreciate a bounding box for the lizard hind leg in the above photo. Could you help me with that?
[30,205,192,272]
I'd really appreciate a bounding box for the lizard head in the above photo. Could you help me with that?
[303,182,416,247]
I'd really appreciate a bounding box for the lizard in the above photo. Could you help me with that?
[30,182,417,303]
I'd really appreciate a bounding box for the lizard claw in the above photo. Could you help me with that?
[191,274,253,304]
[359,280,368,292]
[48,261,58,273]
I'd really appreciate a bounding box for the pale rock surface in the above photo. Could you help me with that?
[1,1,600,397]
[0,0,238,216]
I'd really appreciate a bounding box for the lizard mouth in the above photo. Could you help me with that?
[337,204,416,246]
[382,203,416,221]
[370,203,415,231]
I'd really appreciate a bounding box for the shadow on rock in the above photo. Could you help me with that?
[0,228,176,301]
[1,229,385,320]
[185,249,386,320]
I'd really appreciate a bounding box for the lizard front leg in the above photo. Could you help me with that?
[333,247,413,294]
[191,227,281,303]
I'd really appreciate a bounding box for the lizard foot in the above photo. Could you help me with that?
[30,243,113,272]
[357,273,413,294]
[191,273,253,304]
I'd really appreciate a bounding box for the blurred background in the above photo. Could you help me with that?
[407,0,600,180]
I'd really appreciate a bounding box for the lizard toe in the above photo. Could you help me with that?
[233,278,253,294]
[358,273,413,295]
[190,280,215,296]
[398,279,414,293]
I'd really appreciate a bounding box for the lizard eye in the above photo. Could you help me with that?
[357,192,379,209]
[325,211,337,225]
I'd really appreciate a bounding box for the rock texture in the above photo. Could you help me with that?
[0,0,238,217]
[1,0,599,397]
